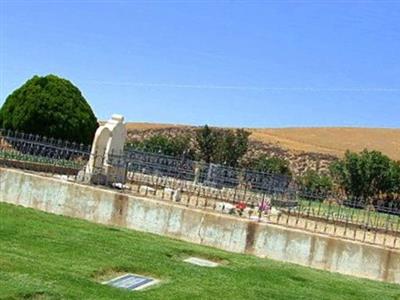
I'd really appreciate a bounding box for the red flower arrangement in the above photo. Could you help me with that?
[236,202,247,211]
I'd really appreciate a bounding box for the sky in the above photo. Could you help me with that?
[0,0,399,128]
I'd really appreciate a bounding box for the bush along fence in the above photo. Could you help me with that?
[0,128,399,249]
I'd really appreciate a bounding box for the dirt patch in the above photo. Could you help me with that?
[92,267,131,283]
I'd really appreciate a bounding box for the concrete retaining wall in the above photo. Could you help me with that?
[1,167,399,284]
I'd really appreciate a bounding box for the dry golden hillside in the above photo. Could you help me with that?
[250,128,400,160]
[126,123,400,161]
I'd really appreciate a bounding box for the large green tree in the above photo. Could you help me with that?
[330,150,397,202]
[195,125,250,167]
[0,75,98,144]
[214,128,250,167]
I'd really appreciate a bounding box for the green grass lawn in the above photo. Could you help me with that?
[0,203,399,300]
[297,199,400,229]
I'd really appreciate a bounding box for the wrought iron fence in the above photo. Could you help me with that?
[0,129,90,170]
[0,128,399,249]
[124,148,294,192]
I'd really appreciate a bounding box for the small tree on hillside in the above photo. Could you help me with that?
[213,129,250,167]
[196,125,217,163]
[196,125,250,167]
[231,129,251,167]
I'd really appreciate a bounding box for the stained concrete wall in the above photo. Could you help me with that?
[0,167,399,284]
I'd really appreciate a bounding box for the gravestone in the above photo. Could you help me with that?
[193,164,201,185]
[103,273,158,291]
[204,163,220,188]
[184,257,219,267]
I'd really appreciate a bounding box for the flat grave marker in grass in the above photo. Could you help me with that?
[184,257,220,267]
[103,274,159,291]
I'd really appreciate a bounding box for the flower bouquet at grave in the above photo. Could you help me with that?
[236,201,247,216]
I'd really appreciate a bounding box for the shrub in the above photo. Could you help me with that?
[247,154,292,176]
[330,150,398,202]
[297,169,333,197]
[0,75,98,144]
[126,134,195,159]
[390,161,400,196]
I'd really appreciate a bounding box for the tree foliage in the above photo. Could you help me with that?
[129,125,250,167]
[213,128,250,167]
[330,150,400,202]
[297,169,333,195]
[195,125,250,167]
[195,125,216,163]
[390,161,400,195]
[126,134,195,159]
[246,154,292,176]
[0,75,98,144]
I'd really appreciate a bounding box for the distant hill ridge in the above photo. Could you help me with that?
[125,122,400,175]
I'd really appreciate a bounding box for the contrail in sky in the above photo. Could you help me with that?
[84,81,400,92]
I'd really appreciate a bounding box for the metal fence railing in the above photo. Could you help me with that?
[0,128,399,249]
[0,129,90,170]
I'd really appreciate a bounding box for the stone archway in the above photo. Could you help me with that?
[87,126,112,175]
[80,114,126,184]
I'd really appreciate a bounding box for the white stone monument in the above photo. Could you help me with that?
[80,114,127,184]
